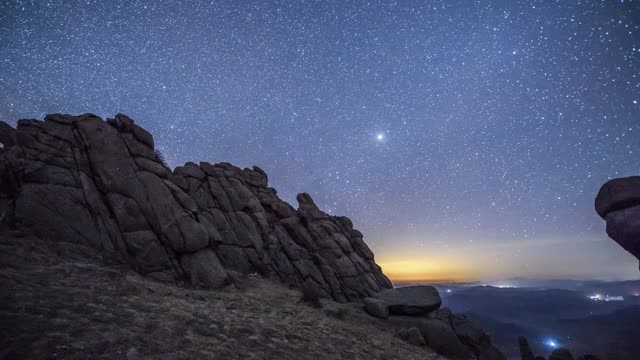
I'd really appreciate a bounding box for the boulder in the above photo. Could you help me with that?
[595,176,640,264]
[180,249,229,288]
[549,348,574,360]
[374,285,442,315]
[451,314,506,360]
[595,176,640,218]
[518,336,535,360]
[387,315,473,360]
[363,297,389,319]
[397,327,426,346]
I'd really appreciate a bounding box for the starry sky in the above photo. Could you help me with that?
[1,0,639,282]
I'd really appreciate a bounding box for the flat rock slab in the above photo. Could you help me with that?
[374,285,442,315]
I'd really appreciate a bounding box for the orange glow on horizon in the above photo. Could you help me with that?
[377,257,472,283]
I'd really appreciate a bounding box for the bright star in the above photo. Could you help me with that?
[545,339,559,349]
[376,133,385,141]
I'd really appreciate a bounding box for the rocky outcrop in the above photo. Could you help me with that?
[595,176,640,267]
[364,286,505,360]
[0,113,391,301]
[518,336,534,360]
[516,337,601,360]
[549,348,574,360]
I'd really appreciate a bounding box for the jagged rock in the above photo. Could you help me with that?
[0,113,391,300]
[549,348,574,360]
[451,314,505,360]
[518,336,535,360]
[386,314,486,360]
[363,297,389,319]
[373,285,442,315]
[397,327,426,346]
[365,297,503,360]
[595,176,640,265]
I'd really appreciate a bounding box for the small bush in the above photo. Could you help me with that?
[154,149,169,168]
[325,307,349,320]
[300,283,323,308]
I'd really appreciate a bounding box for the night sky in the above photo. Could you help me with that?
[1,0,639,282]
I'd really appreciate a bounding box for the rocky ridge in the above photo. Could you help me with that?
[0,113,391,301]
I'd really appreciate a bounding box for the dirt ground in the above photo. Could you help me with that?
[0,229,445,360]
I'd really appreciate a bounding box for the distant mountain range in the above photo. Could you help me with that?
[413,280,640,359]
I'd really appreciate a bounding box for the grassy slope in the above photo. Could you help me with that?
[0,230,445,360]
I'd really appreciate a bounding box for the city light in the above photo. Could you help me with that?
[589,294,624,302]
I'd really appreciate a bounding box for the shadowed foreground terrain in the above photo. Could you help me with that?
[0,229,444,360]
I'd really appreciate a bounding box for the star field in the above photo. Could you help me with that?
[1,0,639,281]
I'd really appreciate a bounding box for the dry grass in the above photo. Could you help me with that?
[0,230,445,360]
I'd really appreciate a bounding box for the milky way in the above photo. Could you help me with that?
[1,0,639,281]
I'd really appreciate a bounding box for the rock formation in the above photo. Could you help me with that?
[518,336,535,360]
[0,113,391,301]
[595,176,640,268]
[516,337,601,360]
[549,348,574,360]
[365,286,505,360]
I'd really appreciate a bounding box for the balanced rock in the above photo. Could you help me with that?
[0,114,392,301]
[373,285,442,315]
[595,176,640,265]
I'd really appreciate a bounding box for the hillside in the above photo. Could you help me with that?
[0,229,445,360]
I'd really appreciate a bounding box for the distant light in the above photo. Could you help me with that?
[545,339,559,349]
[589,294,624,302]
[495,284,515,288]
[589,294,602,301]
[446,289,452,293]
[376,133,385,141]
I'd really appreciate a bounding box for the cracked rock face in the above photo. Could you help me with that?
[0,113,392,301]
[595,176,640,267]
